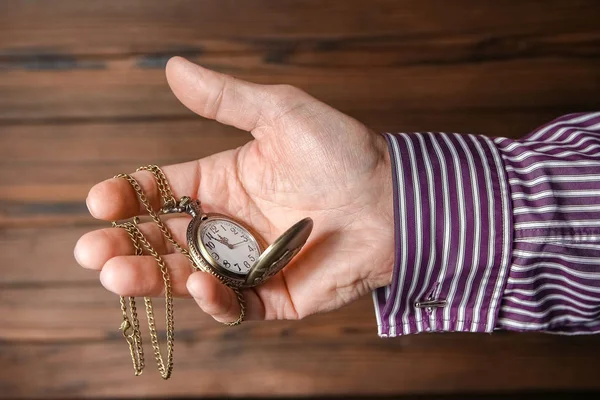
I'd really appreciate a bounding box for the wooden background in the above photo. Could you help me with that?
[1,0,599,398]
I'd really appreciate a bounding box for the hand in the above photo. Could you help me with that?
[230,239,249,248]
[216,234,234,249]
[74,57,394,324]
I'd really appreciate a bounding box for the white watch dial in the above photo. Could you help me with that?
[199,218,261,275]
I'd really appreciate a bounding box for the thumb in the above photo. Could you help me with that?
[166,56,290,137]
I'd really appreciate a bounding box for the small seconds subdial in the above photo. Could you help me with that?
[199,218,261,275]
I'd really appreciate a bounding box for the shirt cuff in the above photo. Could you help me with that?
[373,132,513,336]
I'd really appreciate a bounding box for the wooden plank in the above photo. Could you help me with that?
[0,285,377,342]
[1,288,599,397]
[0,119,251,226]
[0,226,98,284]
[0,111,572,227]
[0,119,248,164]
[2,340,599,398]
[0,57,599,121]
[1,306,599,397]
[1,28,598,71]
[1,0,598,57]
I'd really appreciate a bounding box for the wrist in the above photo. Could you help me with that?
[364,132,395,290]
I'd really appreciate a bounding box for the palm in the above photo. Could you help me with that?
[198,99,392,318]
[76,57,394,323]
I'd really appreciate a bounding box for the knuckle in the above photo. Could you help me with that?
[264,84,310,123]
[205,77,228,120]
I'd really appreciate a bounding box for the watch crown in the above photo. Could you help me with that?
[183,198,203,218]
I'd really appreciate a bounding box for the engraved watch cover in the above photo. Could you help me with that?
[244,217,313,287]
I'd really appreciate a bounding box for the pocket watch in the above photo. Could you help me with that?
[164,196,313,288]
[113,166,313,379]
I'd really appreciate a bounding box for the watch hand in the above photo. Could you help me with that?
[216,234,234,249]
[230,239,249,247]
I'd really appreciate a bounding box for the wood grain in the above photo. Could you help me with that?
[1,285,376,342]
[2,339,599,398]
[0,227,95,285]
[2,290,600,397]
[1,0,599,57]
[1,0,599,398]
[1,58,599,122]
[0,120,250,226]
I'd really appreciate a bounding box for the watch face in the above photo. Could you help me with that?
[198,218,261,276]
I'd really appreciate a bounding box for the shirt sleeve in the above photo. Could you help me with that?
[373,112,600,336]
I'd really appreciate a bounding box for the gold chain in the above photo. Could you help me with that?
[112,165,245,380]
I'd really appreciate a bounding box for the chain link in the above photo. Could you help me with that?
[112,165,245,379]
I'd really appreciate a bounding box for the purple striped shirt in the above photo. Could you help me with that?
[374,112,600,336]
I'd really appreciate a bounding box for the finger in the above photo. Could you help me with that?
[74,216,191,270]
[186,271,266,322]
[86,160,203,221]
[166,56,301,136]
[100,253,194,297]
